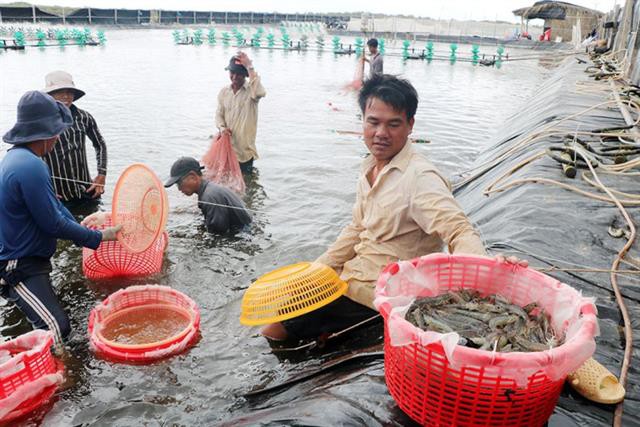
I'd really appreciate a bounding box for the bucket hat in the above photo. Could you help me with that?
[225,56,249,77]
[44,70,85,101]
[2,91,73,145]
[165,157,204,187]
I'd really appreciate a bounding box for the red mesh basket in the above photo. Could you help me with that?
[83,217,167,280]
[88,285,200,363]
[0,330,63,423]
[375,254,598,427]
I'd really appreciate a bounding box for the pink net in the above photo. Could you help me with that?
[112,164,169,253]
[343,58,364,92]
[202,133,246,194]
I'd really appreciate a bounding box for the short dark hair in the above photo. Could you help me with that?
[367,38,378,48]
[358,74,418,121]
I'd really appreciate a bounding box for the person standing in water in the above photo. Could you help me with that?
[361,38,384,79]
[0,91,120,346]
[215,52,266,174]
[42,71,108,213]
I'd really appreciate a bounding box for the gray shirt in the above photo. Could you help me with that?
[197,180,252,233]
[370,53,383,77]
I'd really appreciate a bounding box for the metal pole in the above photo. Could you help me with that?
[210,12,212,24]
[251,12,253,24]
[88,8,92,25]
[138,10,141,24]
[114,9,118,25]
[193,11,196,24]
[32,5,36,23]
[225,11,228,24]
[62,7,65,25]
[159,10,162,24]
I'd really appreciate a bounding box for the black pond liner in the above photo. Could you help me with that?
[220,58,639,427]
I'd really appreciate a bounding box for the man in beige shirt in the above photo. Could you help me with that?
[262,75,518,342]
[216,52,266,174]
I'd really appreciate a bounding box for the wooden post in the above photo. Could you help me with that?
[88,8,92,24]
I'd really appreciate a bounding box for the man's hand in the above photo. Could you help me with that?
[86,175,106,198]
[101,224,123,241]
[494,254,529,268]
[81,211,109,228]
[235,51,253,70]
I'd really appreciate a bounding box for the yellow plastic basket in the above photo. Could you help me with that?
[240,262,348,326]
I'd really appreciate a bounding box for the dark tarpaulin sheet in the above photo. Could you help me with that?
[220,59,639,426]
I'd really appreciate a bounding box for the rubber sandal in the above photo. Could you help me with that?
[567,357,625,404]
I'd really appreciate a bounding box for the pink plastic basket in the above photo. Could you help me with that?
[88,285,200,363]
[374,254,598,427]
[82,217,168,280]
[0,330,63,424]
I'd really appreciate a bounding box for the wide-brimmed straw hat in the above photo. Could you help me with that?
[44,70,85,101]
[2,91,73,145]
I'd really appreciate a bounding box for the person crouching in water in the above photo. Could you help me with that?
[0,91,121,347]
[165,157,252,233]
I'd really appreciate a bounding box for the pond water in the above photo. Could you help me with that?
[0,29,549,426]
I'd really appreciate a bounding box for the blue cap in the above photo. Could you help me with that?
[3,90,73,145]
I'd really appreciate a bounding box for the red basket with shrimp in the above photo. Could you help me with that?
[0,330,63,424]
[374,254,598,427]
[88,285,200,363]
[82,216,168,280]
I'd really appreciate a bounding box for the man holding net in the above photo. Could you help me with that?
[0,91,121,346]
[262,75,524,342]
[215,52,266,174]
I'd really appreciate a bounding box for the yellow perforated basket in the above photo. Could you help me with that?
[240,262,348,326]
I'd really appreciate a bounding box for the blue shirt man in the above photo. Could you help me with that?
[0,91,121,346]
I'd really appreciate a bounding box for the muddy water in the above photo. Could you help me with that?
[100,306,190,346]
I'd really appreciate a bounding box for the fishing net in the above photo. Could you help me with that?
[240,262,348,325]
[202,133,246,194]
[0,330,63,423]
[111,164,169,253]
[343,58,364,92]
[374,254,598,426]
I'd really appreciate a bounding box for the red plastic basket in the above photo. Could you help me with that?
[82,217,168,280]
[88,285,200,363]
[0,330,63,424]
[375,254,598,427]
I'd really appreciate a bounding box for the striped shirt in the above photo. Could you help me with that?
[43,104,107,201]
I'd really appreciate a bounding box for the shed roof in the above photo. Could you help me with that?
[513,1,604,20]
